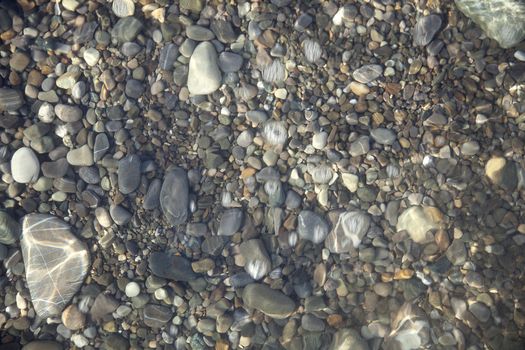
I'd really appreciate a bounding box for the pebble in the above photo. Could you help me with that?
[94,133,110,161]
[370,128,396,145]
[125,282,140,298]
[353,65,383,83]
[242,284,295,319]
[413,14,442,46]
[349,136,370,157]
[187,42,221,95]
[218,52,243,73]
[297,210,330,244]
[186,25,215,41]
[83,48,100,66]
[118,155,141,194]
[325,211,371,253]
[148,252,196,281]
[239,239,271,280]
[55,104,82,122]
[217,209,243,236]
[0,88,23,111]
[312,132,328,149]
[160,167,189,226]
[485,156,517,190]
[143,304,172,328]
[109,205,132,226]
[112,0,135,18]
[67,145,94,167]
[143,179,162,210]
[11,147,39,183]
[303,39,322,62]
[396,206,443,243]
[21,341,62,350]
[0,211,21,245]
[61,304,85,330]
[21,214,89,318]
[111,17,143,43]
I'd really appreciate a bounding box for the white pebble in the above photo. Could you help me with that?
[125,281,140,297]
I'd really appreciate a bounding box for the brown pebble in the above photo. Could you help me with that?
[62,304,86,330]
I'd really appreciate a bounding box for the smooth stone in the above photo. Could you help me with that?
[78,166,99,184]
[237,130,253,148]
[22,341,63,350]
[11,147,39,183]
[246,110,268,125]
[111,17,143,43]
[370,128,396,145]
[103,334,129,350]
[217,209,244,236]
[0,88,24,112]
[94,133,110,161]
[72,81,86,99]
[297,210,330,244]
[352,65,383,83]
[118,154,141,194]
[125,282,140,298]
[160,167,189,226]
[38,102,55,123]
[67,145,94,166]
[301,314,325,332]
[242,284,295,319]
[143,304,172,328]
[485,157,517,190]
[125,79,144,99]
[349,136,370,157]
[109,205,132,226]
[469,302,490,322]
[41,158,68,178]
[180,0,204,12]
[312,132,328,149]
[61,304,85,330]
[90,293,119,321]
[21,214,90,318]
[461,141,480,156]
[413,14,442,46]
[121,42,142,57]
[446,240,467,266]
[0,211,21,245]
[303,39,322,63]
[341,173,358,192]
[329,328,370,350]
[218,52,243,72]
[187,42,222,95]
[239,239,271,280]
[143,179,161,210]
[262,121,288,145]
[186,25,215,41]
[261,60,286,83]
[348,82,370,96]
[159,43,178,70]
[148,252,196,281]
[325,210,371,253]
[55,104,82,122]
[211,19,236,43]
[83,48,100,66]
[10,51,30,72]
[112,0,135,17]
[396,206,443,243]
[56,72,79,90]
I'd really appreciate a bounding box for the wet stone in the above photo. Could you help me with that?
[217,209,243,236]
[111,17,143,43]
[219,52,243,73]
[143,304,172,328]
[242,283,295,319]
[21,214,90,318]
[413,14,442,46]
[0,211,21,245]
[148,252,196,281]
[143,179,161,210]
[118,155,141,194]
[370,128,396,145]
[239,239,271,280]
[353,65,383,84]
[186,26,215,41]
[160,167,189,226]
[187,42,222,95]
[325,211,371,253]
[349,136,370,157]
[11,147,39,184]
[297,210,330,244]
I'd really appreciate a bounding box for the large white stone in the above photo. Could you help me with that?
[21,214,90,318]
[396,206,443,243]
[187,42,222,95]
[11,147,39,183]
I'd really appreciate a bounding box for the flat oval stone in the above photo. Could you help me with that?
[67,145,94,167]
[370,128,396,145]
[217,209,244,236]
[219,52,243,73]
[143,179,161,210]
[185,25,215,41]
[118,155,141,194]
[0,211,21,245]
[94,133,110,161]
[20,214,90,318]
[242,283,295,319]
[11,147,39,183]
[0,88,24,112]
[160,167,189,226]
[55,104,82,122]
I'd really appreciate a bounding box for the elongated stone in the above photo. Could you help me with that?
[160,167,189,226]
[187,42,221,95]
[21,214,90,318]
[118,154,141,194]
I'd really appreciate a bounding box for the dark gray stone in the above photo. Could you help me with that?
[160,167,189,226]
[118,154,141,194]
[148,252,196,281]
[413,14,442,46]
